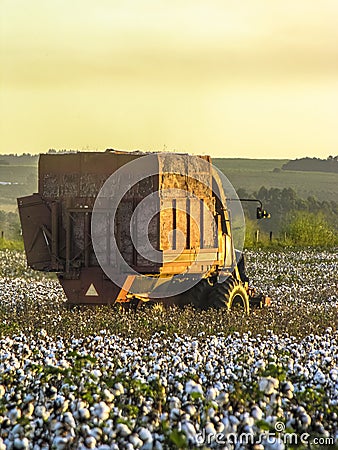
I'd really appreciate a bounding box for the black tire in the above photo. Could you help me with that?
[207,276,250,314]
[147,278,213,308]
[186,278,214,308]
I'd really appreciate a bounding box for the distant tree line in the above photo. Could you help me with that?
[0,154,39,166]
[282,156,338,173]
[0,150,82,166]
[238,186,338,246]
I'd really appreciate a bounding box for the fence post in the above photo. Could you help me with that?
[269,231,273,242]
[255,230,259,243]
[1,231,3,239]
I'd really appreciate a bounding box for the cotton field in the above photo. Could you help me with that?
[0,249,337,449]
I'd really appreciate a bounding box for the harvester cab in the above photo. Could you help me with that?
[17,150,271,313]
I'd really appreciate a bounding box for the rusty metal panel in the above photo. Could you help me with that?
[132,196,159,269]
[39,151,144,200]
[80,174,107,197]
[116,200,134,266]
[58,267,124,304]
[17,194,53,271]
[41,173,59,198]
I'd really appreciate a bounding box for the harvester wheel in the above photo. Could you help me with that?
[208,276,250,314]
[186,278,214,308]
[146,278,213,308]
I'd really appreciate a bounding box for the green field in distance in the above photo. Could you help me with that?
[213,158,337,203]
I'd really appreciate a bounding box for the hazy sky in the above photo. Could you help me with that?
[1,0,338,158]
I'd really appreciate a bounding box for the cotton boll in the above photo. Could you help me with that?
[103,389,114,403]
[8,407,21,424]
[79,408,90,420]
[92,402,110,421]
[139,427,153,443]
[13,438,29,450]
[84,436,96,449]
[10,423,23,436]
[205,421,216,437]
[314,370,326,385]
[51,437,69,450]
[181,420,197,443]
[184,404,196,417]
[63,412,76,429]
[116,423,132,437]
[169,397,181,410]
[206,387,218,401]
[251,405,263,421]
[229,415,240,427]
[129,434,143,448]
[175,382,184,394]
[153,440,163,450]
[114,383,125,396]
[300,413,311,428]
[185,380,203,396]
[169,408,181,420]
[259,377,279,395]
[329,368,338,381]
[255,359,266,371]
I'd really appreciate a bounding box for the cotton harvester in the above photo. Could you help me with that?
[18,149,270,313]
